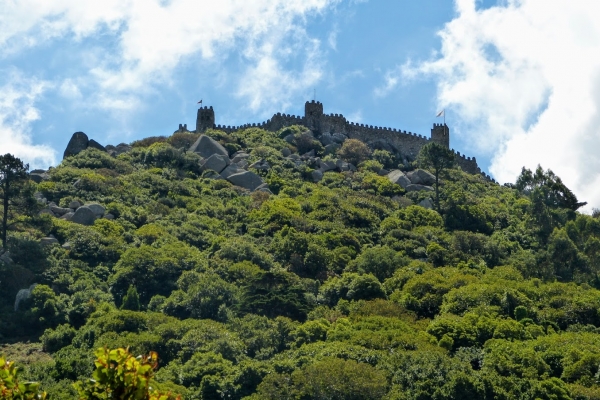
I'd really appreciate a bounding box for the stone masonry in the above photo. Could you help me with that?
[180,101,491,180]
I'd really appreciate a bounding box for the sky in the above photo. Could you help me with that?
[1,0,600,211]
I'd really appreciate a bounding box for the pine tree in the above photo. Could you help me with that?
[121,285,141,311]
[0,154,29,251]
[418,143,455,212]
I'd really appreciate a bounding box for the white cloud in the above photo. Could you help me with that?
[236,31,324,113]
[398,0,600,210]
[0,73,56,169]
[58,79,82,100]
[328,26,339,51]
[0,0,337,111]
[346,110,363,123]
[374,67,402,97]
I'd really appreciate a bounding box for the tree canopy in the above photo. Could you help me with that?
[0,126,597,399]
[418,142,455,211]
[0,154,29,251]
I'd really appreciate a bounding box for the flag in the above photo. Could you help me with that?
[436,109,444,118]
[197,100,203,104]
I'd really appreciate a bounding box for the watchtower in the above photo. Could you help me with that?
[304,100,323,132]
[431,123,449,148]
[196,106,215,133]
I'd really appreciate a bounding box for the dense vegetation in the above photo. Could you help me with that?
[1,125,600,399]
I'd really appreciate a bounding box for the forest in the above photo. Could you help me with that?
[0,124,599,399]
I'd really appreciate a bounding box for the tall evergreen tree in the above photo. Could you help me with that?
[418,143,455,212]
[121,285,141,311]
[0,154,29,251]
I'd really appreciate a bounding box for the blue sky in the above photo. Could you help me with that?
[2,0,600,210]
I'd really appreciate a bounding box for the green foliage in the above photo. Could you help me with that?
[239,269,311,320]
[109,242,205,305]
[121,285,141,311]
[252,351,390,399]
[357,172,405,197]
[41,324,77,353]
[517,165,584,211]
[347,245,409,282]
[418,142,455,211]
[131,136,168,148]
[3,124,600,399]
[319,273,386,306]
[358,159,383,173]
[372,149,396,169]
[167,132,200,149]
[73,347,180,399]
[337,139,371,165]
[163,271,238,321]
[0,153,30,250]
[0,355,47,399]
[23,284,68,329]
[61,148,132,174]
[293,131,324,155]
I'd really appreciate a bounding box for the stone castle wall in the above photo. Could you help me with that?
[181,101,493,181]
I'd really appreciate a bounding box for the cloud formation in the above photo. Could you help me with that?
[0,0,337,163]
[0,0,335,109]
[0,73,56,168]
[396,0,600,209]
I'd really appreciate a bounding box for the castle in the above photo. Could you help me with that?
[177,100,491,180]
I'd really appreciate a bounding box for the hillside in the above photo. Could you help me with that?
[0,123,599,399]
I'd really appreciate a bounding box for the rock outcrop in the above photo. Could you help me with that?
[49,205,72,216]
[88,139,106,152]
[419,198,434,209]
[189,135,229,159]
[219,165,244,179]
[387,170,411,189]
[319,160,337,172]
[405,184,434,193]
[200,154,230,174]
[29,169,50,183]
[86,204,106,217]
[226,171,264,191]
[106,143,132,157]
[63,132,107,159]
[407,169,436,186]
[312,170,323,182]
[71,206,97,226]
[40,237,59,246]
[231,152,250,164]
[0,251,13,266]
[249,159,270,171]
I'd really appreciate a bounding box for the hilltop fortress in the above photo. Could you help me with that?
[178,100,492,180]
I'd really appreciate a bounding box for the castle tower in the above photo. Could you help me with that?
[430,123,449,148]
[196,106,215,133]
[304,100,323,132]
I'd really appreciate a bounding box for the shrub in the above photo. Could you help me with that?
[372,149,396,169]
[319,273,386,306]
[347,245,409,282]
[168,132,200,149]
[337,139,371,165]
[74,347,181,399]
[358,159,383,173]
[41,324,77,353]
[61,148,132,173]
[121,285,141,311]
[294,132,324,155]
[131,136,167,148]
[0,356,47,399]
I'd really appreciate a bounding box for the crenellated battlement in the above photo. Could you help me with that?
[196,106,215,133]
[178,100,491,181]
